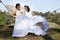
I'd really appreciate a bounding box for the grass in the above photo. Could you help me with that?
[0,22,60,40]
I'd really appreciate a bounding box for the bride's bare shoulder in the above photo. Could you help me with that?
[10,9,17,14]
[12,9,17,13]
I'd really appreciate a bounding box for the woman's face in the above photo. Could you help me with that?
[24,7,28,12]
[17,6,20,10]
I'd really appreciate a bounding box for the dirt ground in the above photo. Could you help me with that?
[0,22,60,40]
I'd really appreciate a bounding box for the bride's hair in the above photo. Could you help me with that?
[24,5,30,12]
[15,3,20,9]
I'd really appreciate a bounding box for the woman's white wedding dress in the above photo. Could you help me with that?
[12,10,30,37]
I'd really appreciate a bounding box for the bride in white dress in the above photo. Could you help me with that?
[24,5,48,36]
[10,3,30,37]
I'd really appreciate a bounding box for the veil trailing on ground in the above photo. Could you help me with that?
[0,0,15,12]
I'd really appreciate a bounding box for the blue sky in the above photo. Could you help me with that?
[0,0,60,12]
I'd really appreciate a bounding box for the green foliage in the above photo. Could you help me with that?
[0,11,14,25]
[0,12,5,25]
[54,13,60,25]
[32,11,60,25]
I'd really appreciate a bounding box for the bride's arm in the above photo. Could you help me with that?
[10,10,16,18]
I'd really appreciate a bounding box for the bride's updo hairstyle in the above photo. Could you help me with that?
[24,5,30,12]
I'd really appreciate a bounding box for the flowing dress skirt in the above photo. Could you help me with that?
[12,16,30,37]
[29,16,48,36]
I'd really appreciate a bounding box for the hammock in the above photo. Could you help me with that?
[4,5,15,12]
[0,0,15,12]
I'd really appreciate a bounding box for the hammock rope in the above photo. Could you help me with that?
[0,0,15,12]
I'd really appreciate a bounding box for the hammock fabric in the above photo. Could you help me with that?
[0,0,15,12]
[0,0,23,12]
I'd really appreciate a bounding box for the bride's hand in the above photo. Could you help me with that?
[12,16,16,18]
[19,14,24,16]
